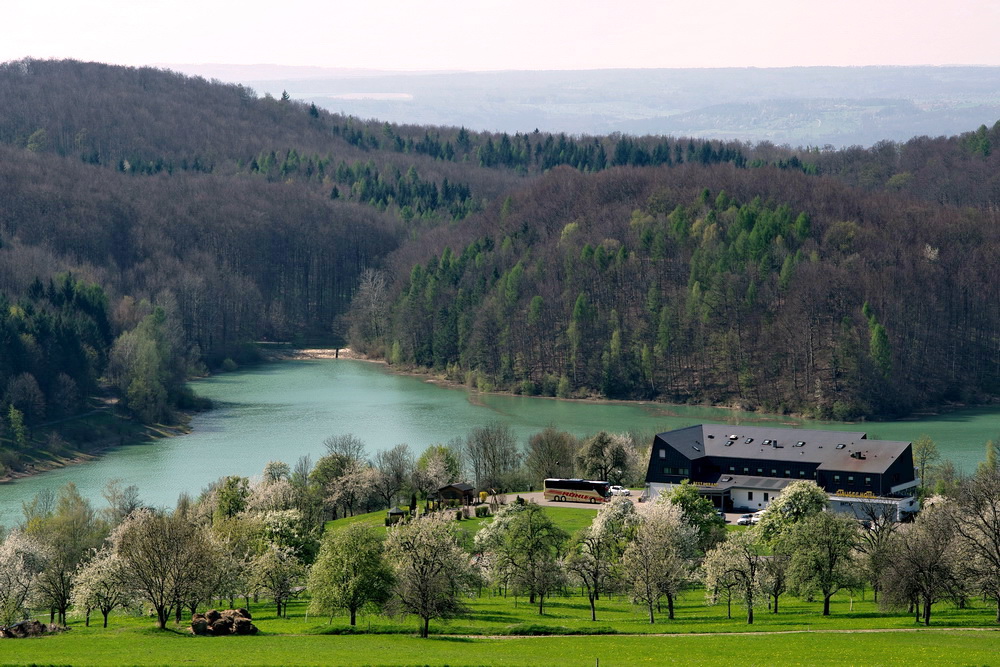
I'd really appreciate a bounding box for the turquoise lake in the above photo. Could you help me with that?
[1,359,997,525]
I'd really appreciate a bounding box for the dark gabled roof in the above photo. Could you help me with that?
[440,483,474,493]
[702,474,795,492]
[654,424,910,475]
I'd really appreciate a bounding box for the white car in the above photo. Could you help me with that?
[736,513,755,526]
[609,485,631,496]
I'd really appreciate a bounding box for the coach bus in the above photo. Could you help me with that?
[543,478,611,503]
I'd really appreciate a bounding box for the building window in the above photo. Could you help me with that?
[748,492,754,500]
[663,466,672,475]
[865,477,872,485]
[743,467,749,474]
[764,492,769,501]
[756,468,763,474]
[729,466,736,472]
[679,468,689,476]
[834,475,841,483]
[771,469,777,476]
[799,471,806,477]
[659,449,666,459]
[848,476,854,483]
[784,470,791,477]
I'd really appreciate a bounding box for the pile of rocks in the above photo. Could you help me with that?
[0,620,67,638]
[190,608,258,636]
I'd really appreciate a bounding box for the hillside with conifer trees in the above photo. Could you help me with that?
[0,57,997,451]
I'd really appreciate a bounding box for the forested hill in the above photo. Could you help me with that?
[354,164,1000,419]
[0,58,998,444]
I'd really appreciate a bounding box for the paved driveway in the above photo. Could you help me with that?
[498,491,641,509]
[499,491,738,525]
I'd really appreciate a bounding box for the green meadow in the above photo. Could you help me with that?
[5,506,999,666]
[2,595,998,666]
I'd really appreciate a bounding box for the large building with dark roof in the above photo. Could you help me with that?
[644,424,920,519]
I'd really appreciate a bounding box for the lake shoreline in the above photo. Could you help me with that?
[3,349,995,521]
[374,356,1000,425]
[0,417,193,487]
[266,347,993,426]
[3,349,990,490]
[2,343,984,493]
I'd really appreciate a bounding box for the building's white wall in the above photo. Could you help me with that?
[644,482,677,500]
[730,487,778,511]
[827,496,920,522]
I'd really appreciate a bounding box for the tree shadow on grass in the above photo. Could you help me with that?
[463,610,520,623]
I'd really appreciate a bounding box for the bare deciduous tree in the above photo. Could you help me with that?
[349,269,390,353]
[71,547,137,628]
[371,444,413,509]
[564,497,638,621]
[323,433,366,463]
[524,426,577,488]
[111,509,212,629]
[385,515,476,637]
[703,531,765,624]
[854,501,900,603]
[250,544,304,618]
[465,421,521,492]
[880,498,963,625]
[622,499,697,623]
[951,468,1000,622]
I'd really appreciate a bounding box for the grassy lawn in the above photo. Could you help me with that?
[5,586,999,666]
[326,504,599,537]
[3,621,997,666]
[9,508,998,665]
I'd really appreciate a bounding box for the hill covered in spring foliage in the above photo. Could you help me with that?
[0,58,997,436]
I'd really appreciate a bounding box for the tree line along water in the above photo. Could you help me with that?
[1,359,996,525]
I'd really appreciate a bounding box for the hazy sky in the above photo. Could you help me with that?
[5,0,1000,71]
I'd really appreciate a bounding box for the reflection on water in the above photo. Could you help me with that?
[1,360,996,524]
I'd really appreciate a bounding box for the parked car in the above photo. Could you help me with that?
[609,485,631,496]
[736,513,755,526]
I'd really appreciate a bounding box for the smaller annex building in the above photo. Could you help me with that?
[644,424,919,520]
